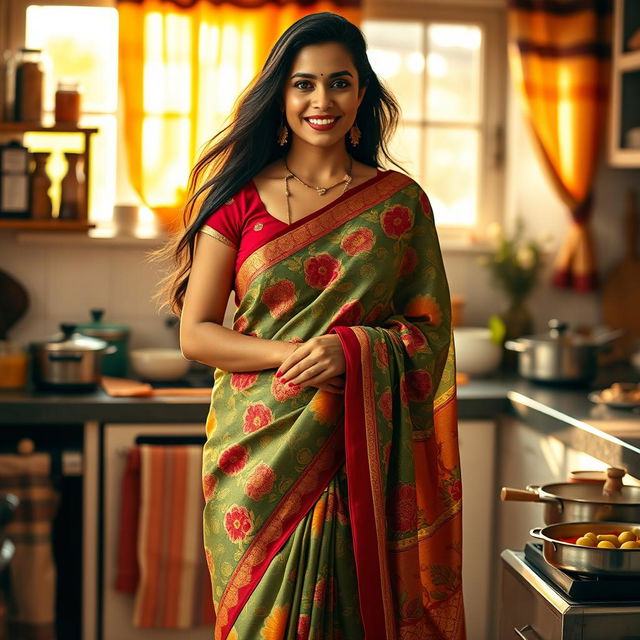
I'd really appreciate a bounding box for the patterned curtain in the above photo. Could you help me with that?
[117,0,360,231]
[508,0,612,291]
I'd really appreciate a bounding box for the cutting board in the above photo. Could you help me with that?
[101,376,212,397]
[601,190,640,361]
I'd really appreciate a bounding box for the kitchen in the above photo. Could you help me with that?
[1,0,640,639]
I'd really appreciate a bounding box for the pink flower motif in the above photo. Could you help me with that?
[374,341,389,367]
[341,228,375,256]
[230,371,259,391]
[328,300,363,330]
[451,479,462,502]
[271,375,304,402]
[296,614,310,640]
[242,403,273,434]
[218,444,248,475]
[202,473,217,500]
[244,463,275,500]
[392,484,418,534]
[406,370,432,402]
[313,578,327,606]
[400,247,418,276]
[419,190,433,217]
[304,253,341,289]
[381,205,412,238]
[378,389,393,420]
[224,505,253,542]
[261,279,297,319]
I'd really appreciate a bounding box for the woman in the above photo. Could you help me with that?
[166,12,464,640]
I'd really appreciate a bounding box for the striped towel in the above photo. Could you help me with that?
[0,453,59,640]
[115,445,215,628]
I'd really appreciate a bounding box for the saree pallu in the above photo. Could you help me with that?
[202,170,465,640]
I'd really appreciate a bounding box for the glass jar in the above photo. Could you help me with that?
[55,80,82,125]
[0,341,29,389]
[13,48,46,123]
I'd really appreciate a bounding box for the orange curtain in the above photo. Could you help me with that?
[508,0,612,291]
[117,0,360,231]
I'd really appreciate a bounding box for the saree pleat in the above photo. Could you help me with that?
[202,170,465,640]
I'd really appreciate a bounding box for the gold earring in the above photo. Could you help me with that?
[277,118,289,146]
[349,124,361,147]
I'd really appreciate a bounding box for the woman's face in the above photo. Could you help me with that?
[283,42,365,149]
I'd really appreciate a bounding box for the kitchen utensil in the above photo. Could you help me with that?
[31,323,116,390]
[601,189,640,361]
[453,327,501,376]
[130,348,190,381]
[101,376,211,397]
[76,308,130,377]
[530,521,640,577]
[501,467,640,524]
[0,269,29,340]
[504,318,622,384]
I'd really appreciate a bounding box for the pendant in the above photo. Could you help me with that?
[317,188,327,196]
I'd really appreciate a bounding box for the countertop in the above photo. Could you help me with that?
[2,364,639,474]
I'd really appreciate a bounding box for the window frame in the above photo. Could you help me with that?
[363,0,507,241]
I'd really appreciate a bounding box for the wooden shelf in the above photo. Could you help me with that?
[0,219,95,231]
[0,122,98,134]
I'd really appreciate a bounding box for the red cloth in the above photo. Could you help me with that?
[114,448,140,593]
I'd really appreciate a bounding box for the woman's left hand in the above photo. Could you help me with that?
[276,335,346,389]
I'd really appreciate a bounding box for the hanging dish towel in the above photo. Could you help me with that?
[0,452,59,640]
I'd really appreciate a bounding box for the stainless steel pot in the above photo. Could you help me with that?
[504,319,622,383]
[530,521,640,577]
[501,468,640,524]
[32,323,116,390]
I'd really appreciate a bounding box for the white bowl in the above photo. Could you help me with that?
[130,348,191,381]
[453,327,502,376]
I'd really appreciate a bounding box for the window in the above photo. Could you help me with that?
[363,2,506,235]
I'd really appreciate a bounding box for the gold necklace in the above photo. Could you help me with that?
[283,158,353,225]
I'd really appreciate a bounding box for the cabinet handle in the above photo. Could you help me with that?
[514,625,542,640]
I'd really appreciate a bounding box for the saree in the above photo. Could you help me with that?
[201,169,465,640]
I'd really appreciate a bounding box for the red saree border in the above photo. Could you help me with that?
[236,171,414,300]
[215,422,345,640]
[330,325,397,640]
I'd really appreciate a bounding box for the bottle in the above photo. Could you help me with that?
[54,80,81,125]
[13,48,45,124]
[29,152,52,220]
[0,140,30,218]
[58,152,85,220]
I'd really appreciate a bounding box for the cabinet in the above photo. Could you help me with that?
[608,0,640,167]
[0,122,97,230]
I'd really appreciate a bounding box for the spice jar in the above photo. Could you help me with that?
[58,152,85,220]
[13,48,45,124]
[54,80,81,125]
[29,152,53,220]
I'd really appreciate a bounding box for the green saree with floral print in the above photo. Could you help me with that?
[201,169,465,640]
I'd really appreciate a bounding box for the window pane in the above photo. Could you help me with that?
[424,127,479,226]
[24,115,117,223]
[25,5,119,113]
[363,20,424,121]
[385,122,422,179]
[426,24,482,123]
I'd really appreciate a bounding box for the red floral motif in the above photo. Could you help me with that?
[328,300,363,330]
[230,371,259,391]
[224,504,253,542]
[271,375,304,402]
[261,279,297,319]
[296,614,310,640]
[234,316,249,333]
[401,323,427,356]
[202,473,217,500]
[374,340,389,367]
[242,403,273,434]
[244,463,275,500]
[218,444,248,475]
[304,253,341,289]
[406,370,432,402]
[378,389,393,420]
[313,578,327,606]
[400,376,409,407]
[400,247,418,276]
[419,190,433,217]
[451,479,462,502]
[392,484,418,534]
[341,228,375,256]
[381,205,413,238]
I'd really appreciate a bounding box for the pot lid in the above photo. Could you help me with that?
[518,319,615,347]
[540,482,640,505]
[76,308,130,340]
[38,323,109,352]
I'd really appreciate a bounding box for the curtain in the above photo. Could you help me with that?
[117,0,360,231]
[508,0,612,292]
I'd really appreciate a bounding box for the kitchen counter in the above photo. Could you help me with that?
[2,364,639,473]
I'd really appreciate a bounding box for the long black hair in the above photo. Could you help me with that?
[154,11,401,315]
